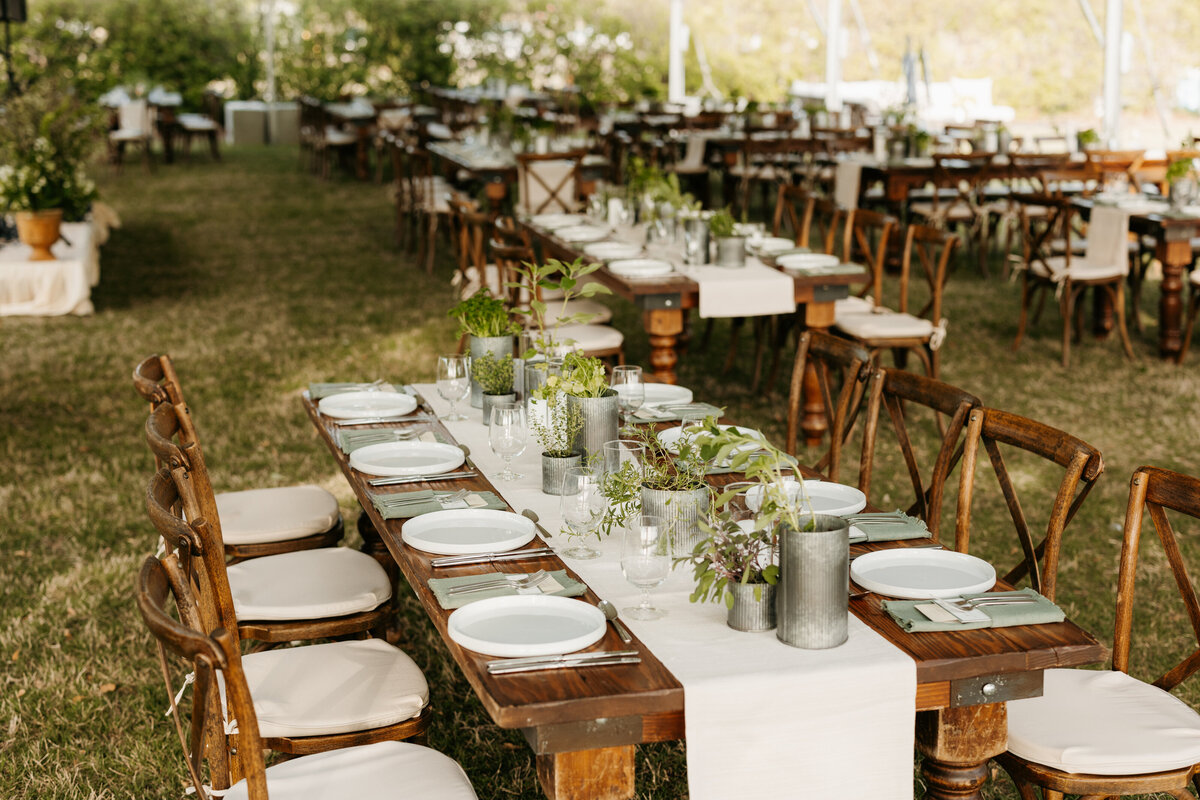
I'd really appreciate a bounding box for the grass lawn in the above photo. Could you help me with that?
[2,145,1198,799]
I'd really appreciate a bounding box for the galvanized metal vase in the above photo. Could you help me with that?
[541,452,582,495]
[481,392,516,425]
[727,582,777,632]
[468,335,514,409]
[776,514,849,649]
[567,391,618,462]
[641,484,711,555]
[714,236,747,267]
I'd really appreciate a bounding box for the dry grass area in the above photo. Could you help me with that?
[1,145,1197,799]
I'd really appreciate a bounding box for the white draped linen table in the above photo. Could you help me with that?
[415,384,918,799]
[0,222,99,316]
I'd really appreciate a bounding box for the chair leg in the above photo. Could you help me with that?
[1112,283,1135,360]
[1013,279,1032,351]
[722,318,745,374]
[1179,291,1200,364]
[1060,288,1074,368]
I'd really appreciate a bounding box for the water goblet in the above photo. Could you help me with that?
[610,365,645,434]
[559,467,607,560]
[620,514,671,620]
[436,354,471,421]
[488,401,526,481]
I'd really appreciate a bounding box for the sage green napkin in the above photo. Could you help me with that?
[428,570,587,609]
[631,402,725,424]
[370,490,508,519]
[848,511,930,543]
[338,428,449,454]
[882,588,1065,633]
[308,381,400,400]
[761,246,811,258]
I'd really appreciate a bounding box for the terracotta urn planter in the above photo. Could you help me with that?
[15,209,63,261]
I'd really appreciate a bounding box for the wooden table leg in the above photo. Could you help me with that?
[536,746,635,800]
[645,308,684,385]
[916,704,1007,800]
[800,301,837,448]
[1158,233,1194,359]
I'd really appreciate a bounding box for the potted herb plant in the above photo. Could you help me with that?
[472,352,516,425]
[708,208,745,267]
[557,352,618,462]
[1166,158,1198,211]
[1076,128,1101,152]
[680,507,780,631]
[447,290,519,408]
[529,379,585,494]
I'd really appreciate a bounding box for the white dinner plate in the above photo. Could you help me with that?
[657,423,760,455]
[642,383,693,406]
[776,253,841,272]
[531,213,586,229]
[850,549,997,600]
[745,479,867,516]
[447,595,607,657]
[756,237,798,255]
[583,241,642,261]
[555,225,609,243]
[607,258,674,278]
[318,391,417,419]
[348,441,465,477]
[401,509,535,556]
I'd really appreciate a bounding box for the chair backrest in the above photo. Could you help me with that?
[119,99,150,134]
[679,136,706,169]
[926,152,996,213]
[833,160,863,210]
[895,223,956,322]
[771,184,814,246]
[1114,466,1200,687]
[137,554,267,798]
[1082,205,1130,270]
[1014,192,1075,274]
[488,237,534,308]
[953,407,1104,601]
[859,368,982,537]
[133,354,207,470]
[808,197,845,257]
[448,193,489,288]
[517,151,582,214]
[845,208,896,303]
[784,331,874,482]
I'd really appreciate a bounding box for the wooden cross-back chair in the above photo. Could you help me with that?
[408,146,450,274]
[771,184,814,247]
[144,406,394,646]
[516,150,583,215]
[784,331,874,484]
[136,554,477,800]
[952,407,1103,601]
[808,197,846,257]
[1086,148,1146,190]
[132,354,343,561]
[858,368,981,538]
[448,193,504,300]
[996,465,1200,800]
[843,208,897,303]
[732,137,802,218]
[909,152,997,275]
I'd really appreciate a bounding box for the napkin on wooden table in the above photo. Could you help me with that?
[428,570,587,609]
[882,588,1065,633]
[308,381,399,400]
[848,511,930,543]
[370,490,508,519]
[338,428,449,454]
[631,402,724,424]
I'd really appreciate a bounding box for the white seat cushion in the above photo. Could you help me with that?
[835,296,875,315]
[456,264,504,298]
[835,310,934,340]
[226,547,392,621]
[325,126,357,146]
[240,639,428,738]
[109,128,149,142]
[215,485,339,545]
[178,113,217,131]
[545,323,624,352]
[908,201,976,221]
[543,299,613,325]
[1033,255,1129,282]
[1007,668,1200,776]
[223,740,477,800]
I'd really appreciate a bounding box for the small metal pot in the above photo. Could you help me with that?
[567,391,619,462]
[542,451,583,494]
[776,514,849,649]
[481,392,516,425]
[714,236,747,267]
[641,484,711,554]
[468,335,514,408]
[727,582,777,632]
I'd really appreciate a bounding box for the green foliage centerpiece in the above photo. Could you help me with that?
[472,351,516,425]
[558,351,617,463]
[708,208,745,267]
[448,289,519,409]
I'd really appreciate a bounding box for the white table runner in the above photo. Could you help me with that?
[415,385,917,799]
[0,222,99,316]
[689,260,797,319]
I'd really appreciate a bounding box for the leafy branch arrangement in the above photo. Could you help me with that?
[447,290,520,339]
[472,352,514,395]
[1166,158,1196,185]
[529,383,584,458]
[555,351,609,398]
[507,258,612,355]
[681,509,780,607]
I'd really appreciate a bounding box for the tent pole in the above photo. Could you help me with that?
[668,0,685,103]
[1075,0,1105,46]
[1102,0,1122,147]
[824,0,842,111]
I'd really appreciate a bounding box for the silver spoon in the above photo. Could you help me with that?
[520,508,553,539]
[597,599,632,643]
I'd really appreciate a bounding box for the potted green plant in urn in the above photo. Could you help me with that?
[472,351,516,425]
[708,208,745,267]
[447,289,519,409]
[529,377,585,494]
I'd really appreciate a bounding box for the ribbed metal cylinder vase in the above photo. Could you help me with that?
[541,452,582,495]
[567,391,618,462]
[640,485,711,555]
[468,335,514,408]
[727,582,777,632]
[481,392,516,425]
[714,236,747,267]
[776,514,849,649]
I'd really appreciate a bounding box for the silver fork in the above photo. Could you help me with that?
[446,570,550,596]
[950,595,1038,610]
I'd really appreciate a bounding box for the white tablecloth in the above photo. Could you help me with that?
[415,385,917,799]
[0,222,99,316]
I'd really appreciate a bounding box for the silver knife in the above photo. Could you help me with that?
[487,656,641,675]
[368,471,477,487]
[333,413,434,426]
[431,547,555,568]
[486,650,639,669]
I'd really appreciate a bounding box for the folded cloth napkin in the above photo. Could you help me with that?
[428,570,587,609]
[631,402,724,424]
[370,490,508,519]
[882,588,1065,633]
[848,511,930,543]
[338,428,448,454]
[309,381,399,400]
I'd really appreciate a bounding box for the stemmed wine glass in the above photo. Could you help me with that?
[620,514,671,620]
[436,354,470,421]
[610,365,645,434]
[488,401,526,481]
[559,467,607,560]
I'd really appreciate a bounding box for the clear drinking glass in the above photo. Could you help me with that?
[559,467,607,560]
[488,401,526,481]
[436,354,471,421]
[610,365,645,434]
[621,514,671,620]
